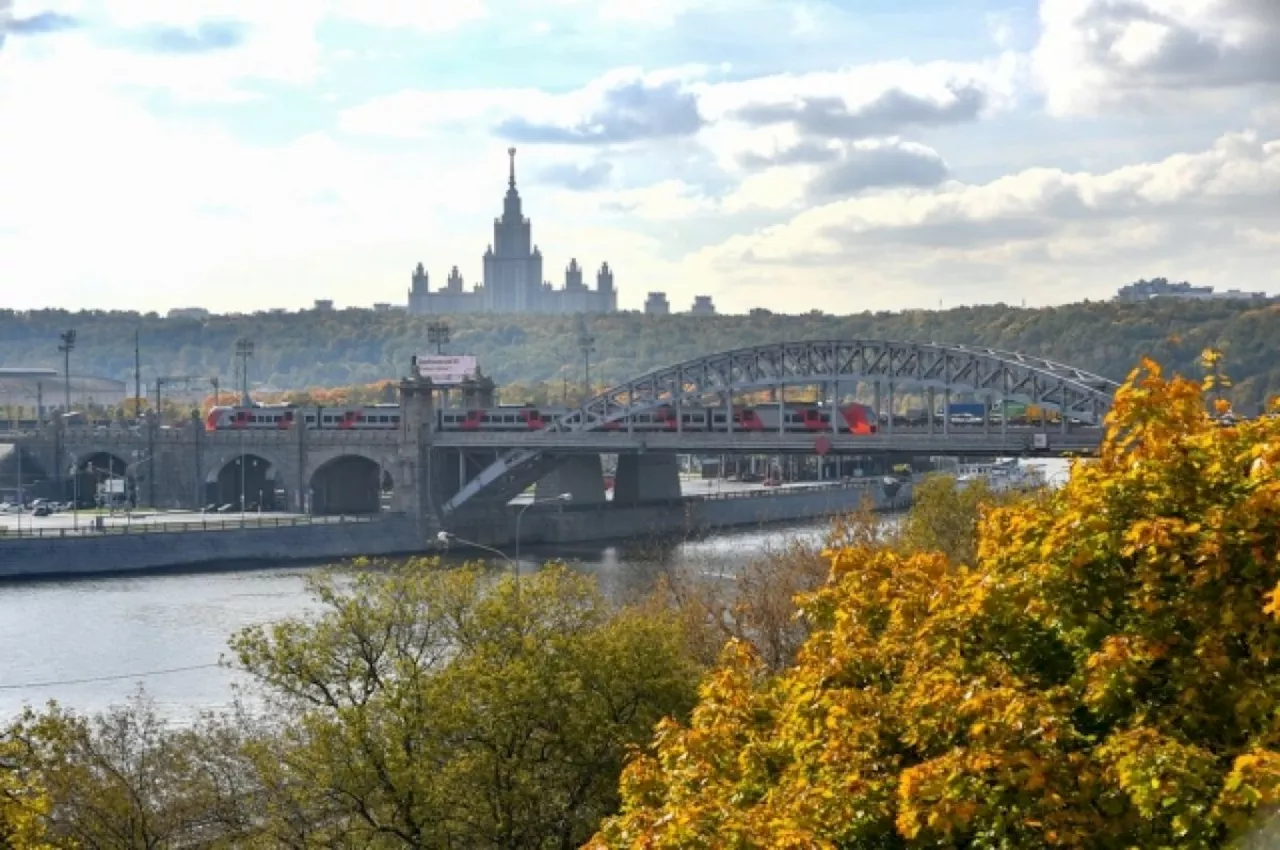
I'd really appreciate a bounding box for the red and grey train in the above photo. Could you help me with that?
[205,402,878,434]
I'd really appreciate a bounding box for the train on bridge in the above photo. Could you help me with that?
[204,402,880,434]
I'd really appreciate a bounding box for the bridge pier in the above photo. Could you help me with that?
[612,452,681,506]
[535,454,607,505]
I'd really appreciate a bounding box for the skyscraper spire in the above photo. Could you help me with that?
[508,147,517,190]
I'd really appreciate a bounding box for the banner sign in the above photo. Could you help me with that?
[416,354,478,386]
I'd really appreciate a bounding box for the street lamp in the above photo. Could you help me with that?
[515,492,572,568]
[65,452,80,532]
[436,530,515,570]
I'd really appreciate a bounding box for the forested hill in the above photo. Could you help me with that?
[1,300,1278,409]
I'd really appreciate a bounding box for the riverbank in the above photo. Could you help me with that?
[0,478,910,581]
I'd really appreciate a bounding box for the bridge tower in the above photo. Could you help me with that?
[395,366,435,520]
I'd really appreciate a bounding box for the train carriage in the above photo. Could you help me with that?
[204,401,877,435]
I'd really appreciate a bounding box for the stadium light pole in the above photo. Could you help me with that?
[426,321,450,355]
[577,332,595,402]
[235,338,254,406]
[58,329,76,415]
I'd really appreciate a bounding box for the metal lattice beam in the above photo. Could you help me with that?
[440,339,1119,515]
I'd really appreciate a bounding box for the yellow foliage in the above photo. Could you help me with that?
[1,736,55,849]
[591,362,1280,848]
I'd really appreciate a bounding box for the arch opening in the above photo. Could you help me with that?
[78,451,130,508]
[381,469,394,511]
[210,454,280,511]
[310,455,385,516]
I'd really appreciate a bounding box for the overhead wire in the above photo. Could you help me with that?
[0,663,228,691]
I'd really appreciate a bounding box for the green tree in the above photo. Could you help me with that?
[591,361,1280,847]
[898,473,1018,566]
[7,694,259,849]
[230,561,700,848]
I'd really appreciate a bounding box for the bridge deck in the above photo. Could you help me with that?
[429,429,1103,455]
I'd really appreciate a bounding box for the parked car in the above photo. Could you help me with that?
[32,504,52,517]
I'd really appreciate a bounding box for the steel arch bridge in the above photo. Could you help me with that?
[440,339,1119,516]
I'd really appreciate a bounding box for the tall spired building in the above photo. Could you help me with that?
[407,149,618,315]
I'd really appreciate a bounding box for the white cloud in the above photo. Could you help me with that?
[679,130,1280,310]
[325,0,487,32]
[339,54,1025,182]
[3,0,1279,316]
[1034,0,1280,115]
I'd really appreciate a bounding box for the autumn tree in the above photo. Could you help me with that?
[230,560,700,848]
[898,473,1020,566]
[2,693,264,850]
[1,733,54,850]
[591,359,1280,848]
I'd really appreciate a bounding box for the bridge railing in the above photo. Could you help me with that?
[0,512,403,540]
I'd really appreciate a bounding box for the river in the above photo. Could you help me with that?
[0,519,835,721]
[0,458,1068,721]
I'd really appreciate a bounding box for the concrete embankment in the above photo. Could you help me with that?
[492,479,913,547]
[0,516,424,580]
[0,481,911,580]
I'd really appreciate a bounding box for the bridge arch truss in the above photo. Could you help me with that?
[441,340,1119,516]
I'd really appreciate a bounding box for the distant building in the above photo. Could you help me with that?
[407,148,618,315]
[644,292,670,315]
[690,295,717,316]
[0,367,127,412]
[167,307,209,320]
[372,302,403,312]
[1116,278,1267,302]
[314,300,335,311]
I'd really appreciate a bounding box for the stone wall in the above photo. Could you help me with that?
[0,516,426,580]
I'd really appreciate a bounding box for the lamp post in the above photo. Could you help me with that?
[65,452,80,532]
[436,530,515,570]
[515,492,572,569]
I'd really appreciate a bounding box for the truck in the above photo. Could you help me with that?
[945,402,987,420]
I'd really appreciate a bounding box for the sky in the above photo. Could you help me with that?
[0,0,1277,315]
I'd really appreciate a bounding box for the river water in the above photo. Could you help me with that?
[0,520,835,721]
[0,458,1068,722]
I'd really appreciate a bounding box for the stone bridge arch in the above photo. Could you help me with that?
[76,450,131,506]
[440,338,1120,517]
[202,448,293,511]
[307,448,398,515]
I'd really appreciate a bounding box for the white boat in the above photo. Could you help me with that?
[953,458,1045,492]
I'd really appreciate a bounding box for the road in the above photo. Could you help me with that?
[0,510,346,535]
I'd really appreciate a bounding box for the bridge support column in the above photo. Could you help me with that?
[535,454,607,505]
[613,452,681,506]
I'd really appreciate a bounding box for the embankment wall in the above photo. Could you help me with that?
[0,516,425,580]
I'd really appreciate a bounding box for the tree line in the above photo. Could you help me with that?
[1,298,1278,411]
